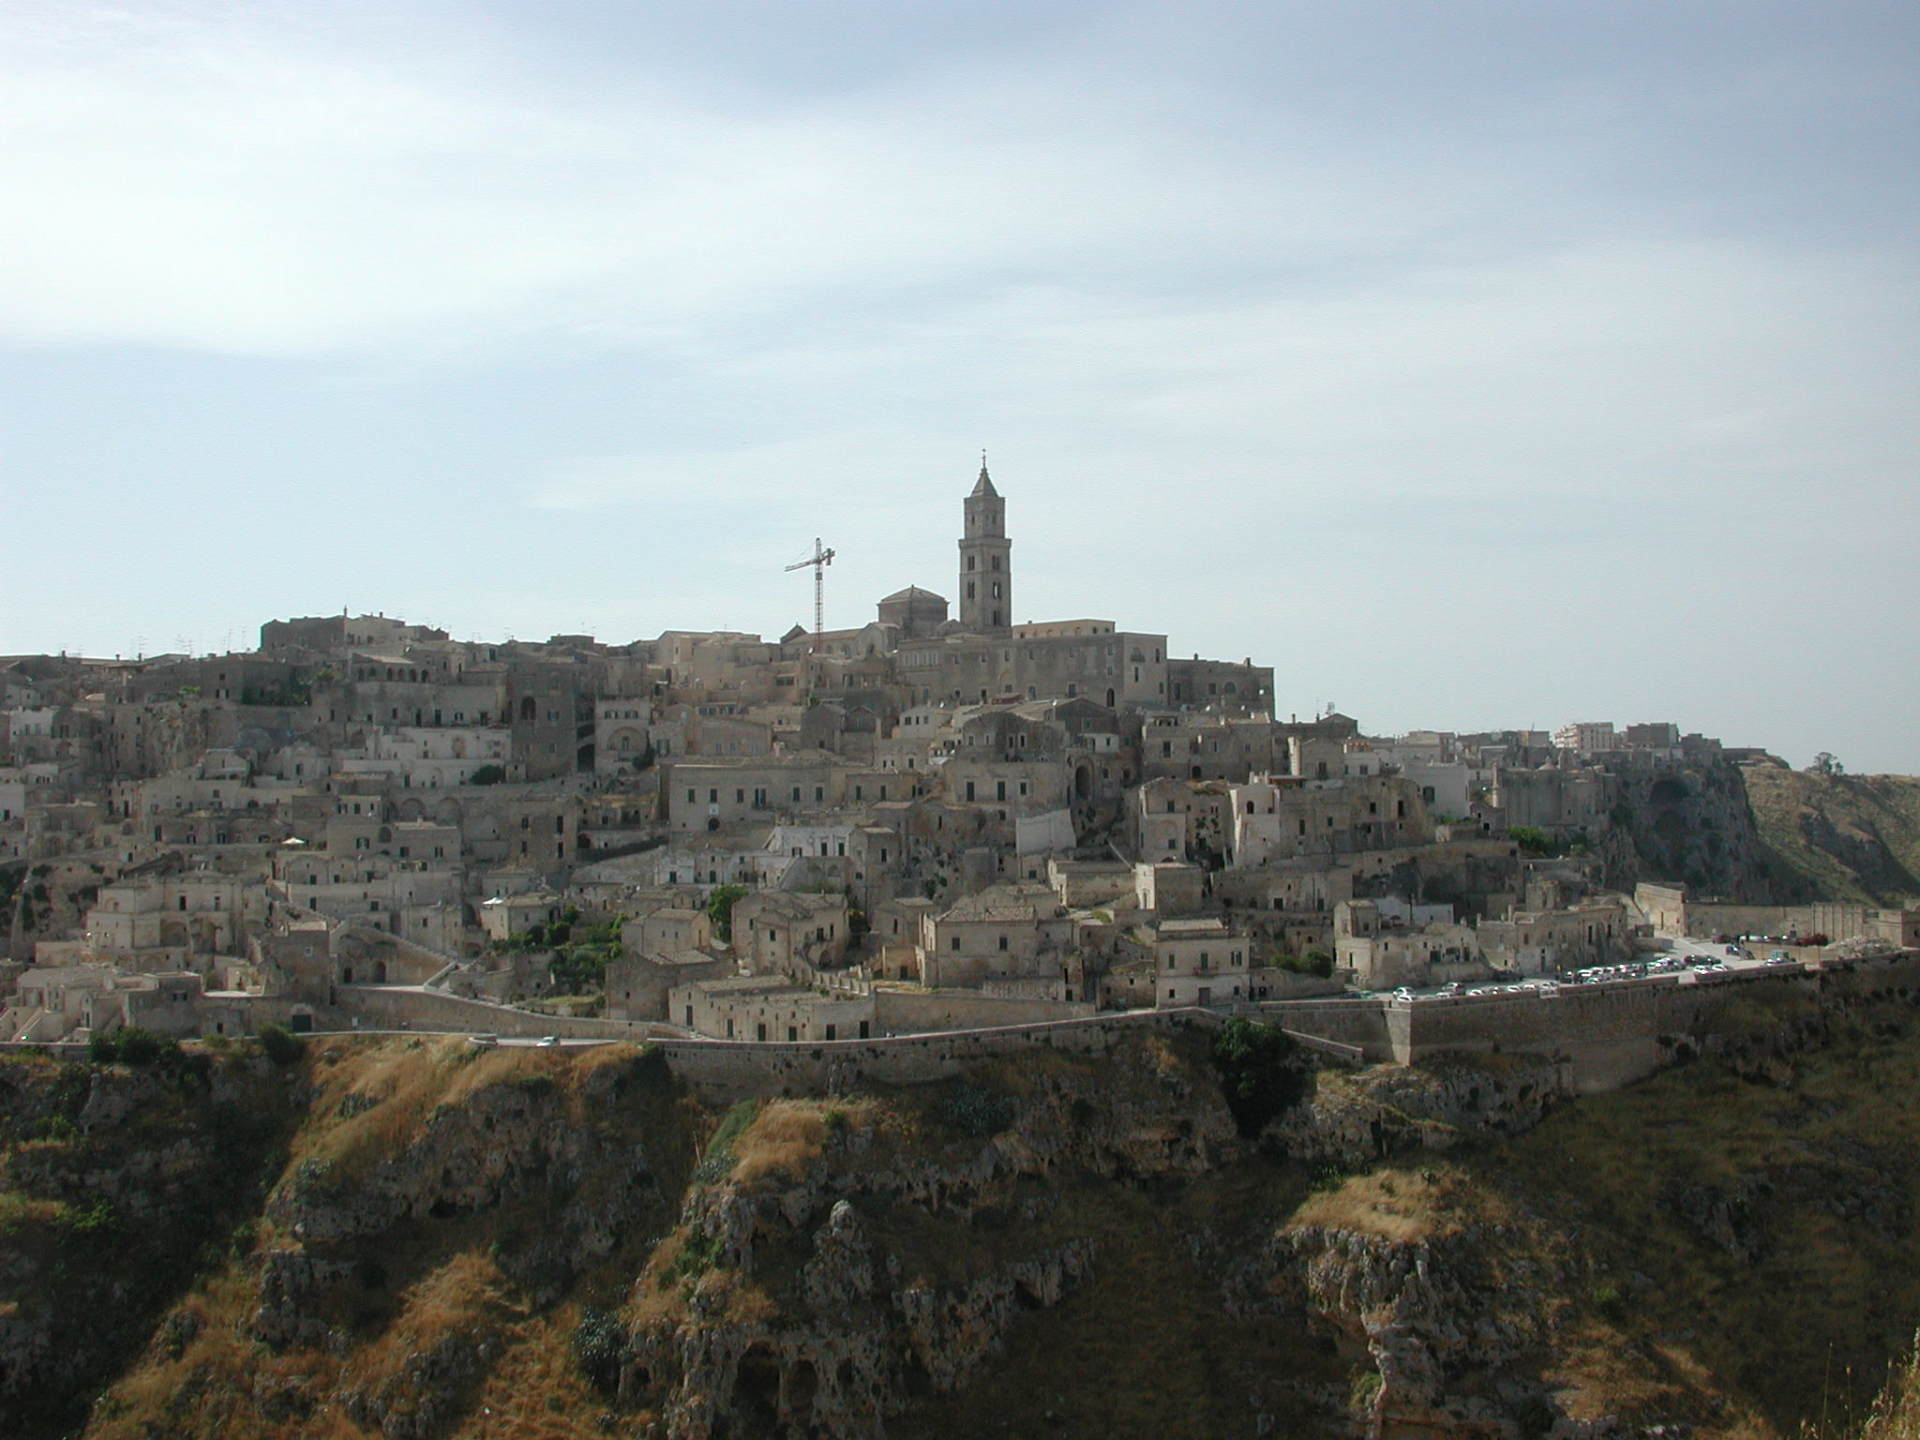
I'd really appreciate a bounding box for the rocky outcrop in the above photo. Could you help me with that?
[1269,1055,1570,1169]
[626,1041,1244,1440]
[1279,1221,1572,1439]
[1610,758,1776,901]
[0,1052,299,1440]
[630,1188,1095,1440]
[253,1048,680,1359]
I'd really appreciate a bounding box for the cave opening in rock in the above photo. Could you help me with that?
[727,1346,781,1436]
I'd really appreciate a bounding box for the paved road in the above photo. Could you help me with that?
[1369,934,1815,1004]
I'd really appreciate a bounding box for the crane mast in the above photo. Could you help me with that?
[783,538,835,653]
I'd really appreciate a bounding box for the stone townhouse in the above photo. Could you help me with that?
[83,875,261,958]
[1334,901,1487,991]
[2,964,119,1042]
[594,698,654,775]
[334,725,510,789]
[477,890,567,944]
[936,757,1071,836]
[654,828,781,889]
[1140,714,1282,783]
[1490,766,1614,834]
[1150,917,1252,1008]
[916,883,1075,988]
[663,752,847,834]
[1476,898,1630,975]
[1164,657,1274,716]
[731,892,851,979]
[667,974,874,1042]
[277,849,464,928]
[1133,776,1229,861]
[627,905,715,958]
[607,949,731,1022]
[1225,773,1429,867]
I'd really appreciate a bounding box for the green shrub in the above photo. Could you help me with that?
[572,1308,626,1393]
[706,885,749,943]
[115,1028,166,1066]
[86,1031,119,1063]
[258,1024,305,1066]
[942,1082,1015,1138]
[692,1099,761,1183]
[1212,1016,1308,1137]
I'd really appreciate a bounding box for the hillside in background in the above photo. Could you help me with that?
[6,977,1920,1439]
[1742,766,1920,905]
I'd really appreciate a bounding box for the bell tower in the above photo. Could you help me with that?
[958,454,1011,632]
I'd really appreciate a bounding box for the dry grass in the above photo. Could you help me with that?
[296,1037,474,1177]
[1464,1003,1920,1438]
[1854,1336,1920,1440]
[78,1037,693,1440]
[729,1099,833,1185]
[1289,1167,1462,1244]
[337,1250,512,1388]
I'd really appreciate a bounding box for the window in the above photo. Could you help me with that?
[998,935,1008,951]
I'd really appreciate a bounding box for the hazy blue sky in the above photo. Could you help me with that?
[4,1,1916,770]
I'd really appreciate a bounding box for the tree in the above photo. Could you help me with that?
[1809,752,1845,776]
[258,1024,305,1066]
[115,1027,165,1065]
[707,884,749,943]
[1211,1017,1308,1137]
[1507,826,1559,858]
[469,764,506,786]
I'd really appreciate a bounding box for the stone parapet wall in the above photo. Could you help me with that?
[337,985,662,1040]
[650,1009,1216,1103]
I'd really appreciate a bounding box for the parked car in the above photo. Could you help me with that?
[536,1035,559,1047]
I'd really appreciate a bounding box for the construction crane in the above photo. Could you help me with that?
[784,538,836,653]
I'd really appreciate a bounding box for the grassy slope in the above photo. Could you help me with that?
[83,1037,700,1440]
[58,1004,1920,1440]
[1743,766,1920,905]
[898,1000,1920,1440]
[0,1046,302,1440]
[1464,986,1920,1436]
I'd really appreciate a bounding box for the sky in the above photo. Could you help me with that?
[3,0,1916,771]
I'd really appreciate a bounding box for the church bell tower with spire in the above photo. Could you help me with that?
[958,454,1012,632]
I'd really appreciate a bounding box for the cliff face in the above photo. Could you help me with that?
[1607,758,1780,901]
[1742,766,1920,905]
[0,1049,299,1439]
[33,979,1920,1440]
